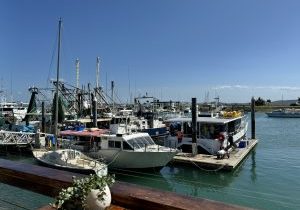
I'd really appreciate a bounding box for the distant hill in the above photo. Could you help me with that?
[271,100,297,106]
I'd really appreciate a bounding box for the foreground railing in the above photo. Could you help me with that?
[0,158,249,210]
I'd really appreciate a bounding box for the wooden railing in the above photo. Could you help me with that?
[0,159,249,210]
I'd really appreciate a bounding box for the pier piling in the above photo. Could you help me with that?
[41,101,45,133]
[191,97,197,156]
[92,93,97,128]
[251,97,255,139]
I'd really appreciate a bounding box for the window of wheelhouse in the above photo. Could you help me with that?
[228,119,241,133]
[123,141,133,150]
[108,140,121,148]
[200,123,225,139]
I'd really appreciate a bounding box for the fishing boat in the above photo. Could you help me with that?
[60,127,178,170]
[164,111,248,155]
[266,109,300,118]
[32,148,107,176]
[0,101,28,122]
[113,109,169,138]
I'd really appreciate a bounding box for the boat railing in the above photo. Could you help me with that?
[0,130,36,144]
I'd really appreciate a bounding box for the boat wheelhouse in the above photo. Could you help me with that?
[165,114,248,155]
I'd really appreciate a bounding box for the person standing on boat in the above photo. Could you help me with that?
[177,130,183,143]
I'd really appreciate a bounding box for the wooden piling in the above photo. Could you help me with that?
[251,97,255,139]
[41,101,45,133]
[77,92,82,118]
[92,93,97,128]
[191,98,197,156]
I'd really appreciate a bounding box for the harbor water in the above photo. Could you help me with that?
[1,112,300,210]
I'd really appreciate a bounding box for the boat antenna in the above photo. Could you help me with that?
[10,72,13,102]
[96,57,100,89]
[128,66,131,104]
[75,58,80,89]
[111,81,114,113]
[54,17,62,146]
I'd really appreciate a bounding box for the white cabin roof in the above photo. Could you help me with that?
[165,116,241,124]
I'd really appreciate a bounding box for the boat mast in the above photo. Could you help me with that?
[54,18,62,143]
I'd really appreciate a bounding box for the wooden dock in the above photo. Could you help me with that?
[172,139,258,171]
[0,158,251,210]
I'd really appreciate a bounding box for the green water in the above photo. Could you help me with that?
[1,113,300,209]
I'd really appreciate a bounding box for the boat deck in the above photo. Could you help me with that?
[172,139,258,171]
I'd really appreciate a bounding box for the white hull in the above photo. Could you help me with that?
[266,113,300,118]
[70,144,177,169]
[87,149,177,169]
[33,149,107,176]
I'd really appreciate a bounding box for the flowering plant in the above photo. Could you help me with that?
[52,174,115,209]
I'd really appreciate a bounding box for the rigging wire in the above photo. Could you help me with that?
[46,25,58,90]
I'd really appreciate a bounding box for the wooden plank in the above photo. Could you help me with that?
[110,181,248,210]
[38,204,127,210]
[0,159,251,210]
[0,158,81,197]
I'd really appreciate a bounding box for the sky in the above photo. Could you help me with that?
[1,0,300,103]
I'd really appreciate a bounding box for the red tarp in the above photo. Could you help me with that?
[59,129,109,137]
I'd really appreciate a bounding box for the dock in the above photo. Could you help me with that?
[172,139,258,171]
[0,158,250,210]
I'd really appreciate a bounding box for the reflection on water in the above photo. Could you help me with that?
[250,150,257,182]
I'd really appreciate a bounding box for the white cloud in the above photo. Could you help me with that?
[214,85,300,91]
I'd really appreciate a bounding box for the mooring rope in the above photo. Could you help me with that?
[180,153,227,172]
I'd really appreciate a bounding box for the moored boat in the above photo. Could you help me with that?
[60,128,178,170]
[164,111,248,155]
[266,109,300,118]
[32,148,107,177]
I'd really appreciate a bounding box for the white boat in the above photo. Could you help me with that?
[164,111,248,155]
[266,109,300,118]
[0,102,28,121]
[112,110,169,138]
[32,148,107,177]
[60,128,178,169]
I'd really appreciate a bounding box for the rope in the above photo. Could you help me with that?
[106,150,121,166]
[179,152,227,172]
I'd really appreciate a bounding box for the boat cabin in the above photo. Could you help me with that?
[166,117,242,139]
[60,130,156,152]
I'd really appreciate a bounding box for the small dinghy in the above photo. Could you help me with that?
[32,149,107,177]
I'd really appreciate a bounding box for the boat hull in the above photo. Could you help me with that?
[266,113,300,118]
[85,149,177,169]
[34,156,97,175]
[32,149,107,176]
